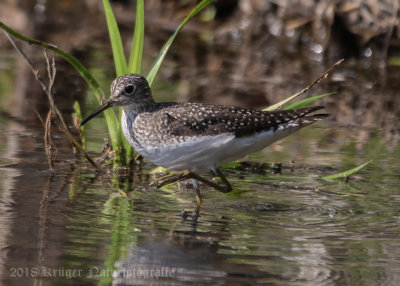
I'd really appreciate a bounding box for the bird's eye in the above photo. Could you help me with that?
[124,84,135,95]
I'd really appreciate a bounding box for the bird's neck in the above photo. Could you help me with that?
[122,98,157,118]
[121,99,157,151]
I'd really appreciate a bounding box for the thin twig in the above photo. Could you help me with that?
[42,51,57,171]
[5,32,47,91]
[4,31,102,172]
[265,59,344,111]
[44,110,54,171]
[44,50,57,110]
[42,51,102,171]
[295,59,343,97]
[0,20,106,99]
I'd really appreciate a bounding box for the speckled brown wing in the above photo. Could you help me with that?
[161,103,328,138]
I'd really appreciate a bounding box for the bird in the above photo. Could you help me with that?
[80,73,328,204]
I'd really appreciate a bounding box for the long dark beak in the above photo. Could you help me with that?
[80,99,114,126]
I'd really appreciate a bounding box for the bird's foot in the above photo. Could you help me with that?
[148,169,232,204]
[149,171,203,205]
[149,170,192,189]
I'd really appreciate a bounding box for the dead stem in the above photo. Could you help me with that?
[44,50,56,108]
[298,59,344,97]
[4,31,102,172]
[266,59,344,111]
[43,51,57,171]
[44,110,55,171]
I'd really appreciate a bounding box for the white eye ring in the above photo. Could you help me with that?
[124,84,136,95]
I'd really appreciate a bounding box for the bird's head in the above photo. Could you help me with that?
[80,74,152,126]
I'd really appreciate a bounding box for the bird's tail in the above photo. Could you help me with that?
[295,106,329,124]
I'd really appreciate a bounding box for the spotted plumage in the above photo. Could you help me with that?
[80,74,328,198]
[127,102,324,146]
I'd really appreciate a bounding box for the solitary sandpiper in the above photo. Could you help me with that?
[80,74,328,204]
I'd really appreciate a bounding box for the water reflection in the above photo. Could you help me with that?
[0,119,399,285]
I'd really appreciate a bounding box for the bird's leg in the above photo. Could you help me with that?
[190,169,232,193]
[149,168,232,199]
[190,179,203,205]
[149,170,192,188]
[215,168,233,192]
[149,170,203,204]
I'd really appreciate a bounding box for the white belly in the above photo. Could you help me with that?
[138,133,235,171]
[136,124,302,171]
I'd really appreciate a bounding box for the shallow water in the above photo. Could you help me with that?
[0,119,399,286]
[1,1,400,285]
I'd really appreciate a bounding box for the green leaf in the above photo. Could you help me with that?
[146,0,213,86]
[102,0,128,76]
[264,92,302,111]
[128,0,144,74]
[0,20,122,150]
[321,160,372,180]
[388,57,400,66]
[73,101,86,149]
[73,101,83,121]
[102,0,137,163]
[284,92,335,109]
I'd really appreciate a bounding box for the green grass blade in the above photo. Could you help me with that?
[73,101,86,149]
[102,0,135,163]
[128,0,144,73]
[0,20,122,149]
[102,0,127,76]
[321,160,372,180]
[284,92,335,109]
[388,57,400,66]
[264,93,301,111]
[146,0,212,86]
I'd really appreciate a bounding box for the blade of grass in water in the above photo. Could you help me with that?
[73,101,86,149]
[128,0,144,74]
[0,20,122,149]
[102,0,128,76]
[284,92,335,109]
[146,0,213,86]
[119,0,145,162]
[321,160,372,180]
[103,0,138,163]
